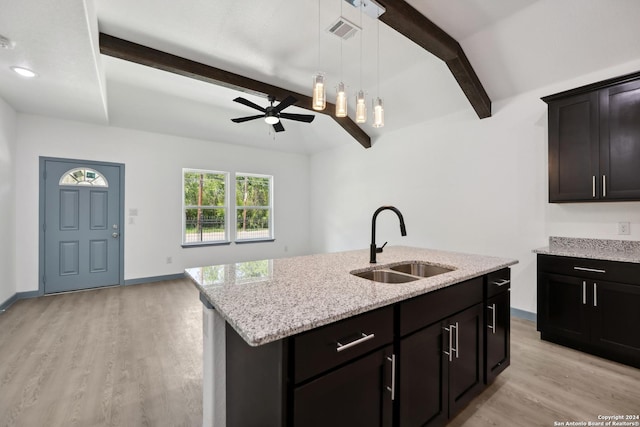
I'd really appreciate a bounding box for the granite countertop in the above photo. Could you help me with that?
[186,246,518,347]
[533,236,640,263]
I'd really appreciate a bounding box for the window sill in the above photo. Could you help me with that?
[235,239,275,245]
[181,241,231,248]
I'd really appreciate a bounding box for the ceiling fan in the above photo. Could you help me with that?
[231,95,315,132]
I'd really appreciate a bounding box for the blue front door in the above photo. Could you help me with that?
[43,159,122,293]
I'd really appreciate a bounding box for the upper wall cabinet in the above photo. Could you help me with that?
[543,72,640,203]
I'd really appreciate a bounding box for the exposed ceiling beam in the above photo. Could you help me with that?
[377,0,491,119]
[99,33,371,149]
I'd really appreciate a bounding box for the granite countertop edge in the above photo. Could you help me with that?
[533,236,640,264]
[187,246,518,347]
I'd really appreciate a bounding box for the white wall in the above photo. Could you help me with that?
[309,60,640,315]
[0,97,17,305]
[14,115,311,293]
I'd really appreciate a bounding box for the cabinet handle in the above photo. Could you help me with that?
[452,322,459,359]
[487,304,496,333]
[582,281,586,305]
[443,326,453,362]
[593,283,598,307]
[603,175,607,198]
[574,266,606,274]
[336,332,375,352]
[491,279,510,287]
[592,175,596,198]
[386,355,396,401]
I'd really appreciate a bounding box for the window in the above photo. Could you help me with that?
[59,168,108,187]
[182,169,229,245]
[235,173,273,241]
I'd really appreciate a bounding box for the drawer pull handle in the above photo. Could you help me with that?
[491,279,510,287]
[573,267,606,273]
[443,326,453,362]
[336,332,375,352]
[593,283,598,307]
[582,281,586,305]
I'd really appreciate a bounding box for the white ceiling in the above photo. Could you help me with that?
[1,0,640,154]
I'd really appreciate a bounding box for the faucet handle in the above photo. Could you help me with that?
[376,241,388,253]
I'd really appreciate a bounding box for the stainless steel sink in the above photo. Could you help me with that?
[351,262,455,284]
[389,262,454,278]
[352,270,419,283]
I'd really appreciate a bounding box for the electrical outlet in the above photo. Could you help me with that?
[618,222,630,235]
[166,256,173,264]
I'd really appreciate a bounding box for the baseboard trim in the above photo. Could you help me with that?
[0,290,42,313]
[511,307,537,322]
[124,273,185,286]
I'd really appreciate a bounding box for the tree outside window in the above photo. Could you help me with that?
[235,174,273,241]
[183,170,229,244]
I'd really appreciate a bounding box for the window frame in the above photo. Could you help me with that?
[182,168,230,247]
[234,172,274,242]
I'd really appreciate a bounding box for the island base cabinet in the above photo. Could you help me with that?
[293,346,393,427]
[398,304,484,427]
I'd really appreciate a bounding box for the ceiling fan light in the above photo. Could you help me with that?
[355,90,367,123]
[372,97,384,128]
[312,73,326,111]
[264,114,279,125]
[336,82,348,118]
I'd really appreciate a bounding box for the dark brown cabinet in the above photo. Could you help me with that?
[543,71,640,202]
[398,278,485,427]
[293,345,394,427]
[537,255,640,368]
[485,269,511,384]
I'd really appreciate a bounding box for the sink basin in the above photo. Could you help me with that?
[389,262,454,278]
[352,270,419,283]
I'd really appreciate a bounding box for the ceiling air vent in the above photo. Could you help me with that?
[0,34,15,49]
[327,17,361,40]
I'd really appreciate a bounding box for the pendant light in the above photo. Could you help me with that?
[355,5,367,123]
[312,0,326,111]
[335,0,347,117]
[372,11,384,128]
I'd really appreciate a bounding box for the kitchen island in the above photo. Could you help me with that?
[187,246,518,427]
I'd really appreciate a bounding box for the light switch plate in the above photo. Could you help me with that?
[618,222,630,235]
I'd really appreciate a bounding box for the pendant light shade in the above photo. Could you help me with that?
[356,90,367,123]
[312,73,326,111]
[336,82,348,117]
[372,97,384,128]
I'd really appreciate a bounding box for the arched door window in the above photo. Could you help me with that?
[58,168,109,187]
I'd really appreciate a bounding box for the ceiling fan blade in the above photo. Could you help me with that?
[233,97,266,112]
[273,121,285,132]
[273,95,297,114]
[280,112,315,123]
[231,114,264,123]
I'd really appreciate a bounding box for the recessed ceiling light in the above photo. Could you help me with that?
[10,66,38,78]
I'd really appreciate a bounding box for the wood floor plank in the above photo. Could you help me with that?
[1,280,638,427]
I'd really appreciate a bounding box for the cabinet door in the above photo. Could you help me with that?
[600,79,640,200]
[293,346,393,427]
[548,92,600,202]
[590,280,640,365]
[486,291,510,383]
[538,273,590,343]
[398,322,448,427]
[448,304,485,417]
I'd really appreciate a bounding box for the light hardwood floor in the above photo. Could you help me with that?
[1,279,638,427]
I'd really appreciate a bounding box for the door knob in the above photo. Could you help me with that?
[112,232,119,238]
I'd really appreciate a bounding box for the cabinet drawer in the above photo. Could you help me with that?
[400,277,483,337]
[293,306,393,384]
[486,268,511,298]
[538,254,640,286]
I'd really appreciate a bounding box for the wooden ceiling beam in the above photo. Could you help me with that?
[377,0,492,119]
[99,33,371,148]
